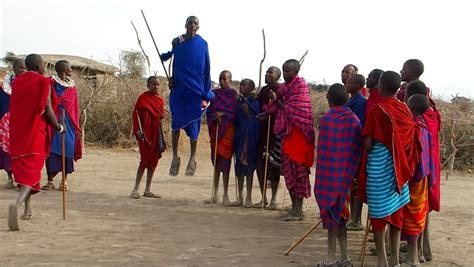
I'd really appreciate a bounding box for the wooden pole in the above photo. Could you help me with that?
[261,115,271,212]
[284,219,322,256]
[256,29,266,94]
[61,109,67,220]
[211,123,219,201]
[281,187,287,212]
[141,10,170,82]
[359,212,371,265]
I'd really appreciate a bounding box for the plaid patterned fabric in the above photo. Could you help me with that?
[315,106,363,224]
[207,87,238,140]
[282,154,311,198]
[273,76,315,144]
[413,117,432,182]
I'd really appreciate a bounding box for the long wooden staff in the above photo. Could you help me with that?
[261,115,271,212]
[359,212,371,266]
[141,10,170,82]
[256,29,266,94]
[61,109,67,220]
[284,219,323,255]
[211,123,219,201]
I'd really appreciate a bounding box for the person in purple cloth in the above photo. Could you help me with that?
[161,15,214,177]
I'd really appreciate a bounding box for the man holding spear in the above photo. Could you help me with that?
[160,16,214,177]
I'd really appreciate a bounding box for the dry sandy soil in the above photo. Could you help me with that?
[0,133,472,266]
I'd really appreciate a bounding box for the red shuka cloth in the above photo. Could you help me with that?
[10,72,51,192]
[358,97,421,202]
[50,79,83,160]
[423,99,441,211]
[133,92,166,170]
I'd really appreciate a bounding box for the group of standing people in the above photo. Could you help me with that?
[1,55,81,231]
[1,14,442,267]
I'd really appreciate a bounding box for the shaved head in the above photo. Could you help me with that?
[25,54,45,74]
[327,83,348,106]
[407,94,430,116]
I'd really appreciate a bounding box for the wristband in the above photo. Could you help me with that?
[58,124,64,133]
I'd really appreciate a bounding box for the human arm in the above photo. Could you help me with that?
[44,89,63,133]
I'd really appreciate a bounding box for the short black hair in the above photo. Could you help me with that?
[25,54,43,72]
[55,60,70,73]
[220,70,232,80]
[406,80,427,98]
[405,59,424,77]
[379,71,401,94]
[147,76,159,84]
[407,94,430,116]
[283,59,300,73]
[327,83,348,106]
[186,15,198,24]
[349,74,365,88]
[268,66,282,79]
[240,78,256,90]
[12,59,25,68]
[369,69,383,79]
[345,64,358,72]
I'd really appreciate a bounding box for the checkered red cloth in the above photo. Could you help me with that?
[207,87,238,140]
[315,106,363,223]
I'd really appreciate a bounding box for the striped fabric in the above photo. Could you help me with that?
[367,142,410,218]
[402,177,428,241]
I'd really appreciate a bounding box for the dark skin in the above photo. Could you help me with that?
[44,62,74,188]
[255,67,280,208]
[365,81,401,267]
[10,56,62,230]
[233,80,255,207]
[400,61,420,83]
[169,16,201,176]
[345,75,365,230]
[131,79,162,198]
[366,71,380,90]
[279,61,304,220]
[341,65,357,85]
[206,71,233,205]
[4,60,26,189]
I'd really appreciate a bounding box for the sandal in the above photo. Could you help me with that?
[337,257,353,267]
[143,191,161,198]
[346,221,364,231]
[130,190,141,199]
[185,160,197,176]
[20,212,33,220]
[58,182,68,191]
[169,157,181,176]
[41,181,56,191]
[5,180,14,189]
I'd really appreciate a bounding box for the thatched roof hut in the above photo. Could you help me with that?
[3,53,118,77]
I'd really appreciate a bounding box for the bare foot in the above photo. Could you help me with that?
[231,197,243,207]
[266,201,277,210]
[243,199,253,208]
[252,200,268,208]
[169,157,180,176]
[203,196,218,204]
[346,221,364,231]
[8,204,19,231]
[222,196,232,206]
[185,160,196,176]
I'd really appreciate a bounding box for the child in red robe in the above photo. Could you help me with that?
[130,76,166,199]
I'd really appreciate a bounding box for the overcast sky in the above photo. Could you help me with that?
[1,0,472,99]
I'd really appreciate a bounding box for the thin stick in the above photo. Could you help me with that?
[284,219,323,256]
[281,186,286,211]
[298,50,309,66]
[136,111,145,143]
[261,115,271,212]
[131,20,152,76]
[256,29,266,94]
[359,212,371,265]
[141,10,170,81]
[211,123,219,201]
[61,109,67,220]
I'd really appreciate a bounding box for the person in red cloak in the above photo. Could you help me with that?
[403,79,441,263]
[130,76,166,199]
[8,54,63,231]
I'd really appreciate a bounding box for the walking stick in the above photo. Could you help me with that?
[359,212,371,266]
[281,186,287,211]
[211,122,219,201]
[261,115,271,212]
[61,109,67,220]
[141,10,170,82]
[284,219,323,256]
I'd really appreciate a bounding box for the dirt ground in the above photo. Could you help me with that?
[0,132,472,266]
